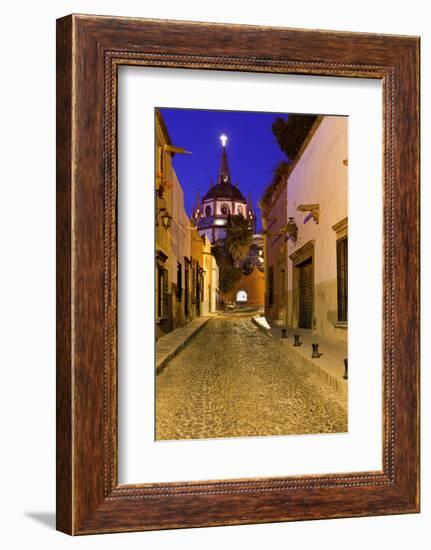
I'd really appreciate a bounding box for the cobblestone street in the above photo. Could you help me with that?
[156,316,347,440]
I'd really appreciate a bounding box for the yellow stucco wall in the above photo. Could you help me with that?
[263,178,288,325]
[156,111,220,340]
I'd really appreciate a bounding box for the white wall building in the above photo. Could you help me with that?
[286,116,348,342]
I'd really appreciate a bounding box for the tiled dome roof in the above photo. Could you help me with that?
[203,182,246,201]
[202,142,246,202]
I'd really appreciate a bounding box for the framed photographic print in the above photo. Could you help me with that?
[56,14,420,534]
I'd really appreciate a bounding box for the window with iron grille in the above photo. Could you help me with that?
[184,262,189,316]
[336,237,348,322]
[268,265,274,306]
[196,267,201,316]
[157,266,169,319]
[177,262,182,302]
[280,269,286,307]
[191,260,196,304]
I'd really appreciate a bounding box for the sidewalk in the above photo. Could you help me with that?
[252,316,348,401]
[156,317,212,373]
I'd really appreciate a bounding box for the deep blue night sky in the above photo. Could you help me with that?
[159,108,290,232]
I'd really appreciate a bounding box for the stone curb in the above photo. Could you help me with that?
[156,318,211,374]
[251,316,273,337]
[289,349,348,402]
[251,317,347,402]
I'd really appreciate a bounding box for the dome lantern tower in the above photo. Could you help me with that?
[195,134,252,243]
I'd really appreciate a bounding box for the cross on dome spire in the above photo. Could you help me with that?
[217,133,231,185]
[200,132,247,218]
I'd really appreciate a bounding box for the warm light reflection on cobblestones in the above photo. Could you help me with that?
[156,317,347,440]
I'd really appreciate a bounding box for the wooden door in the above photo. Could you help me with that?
[298,258,313,328]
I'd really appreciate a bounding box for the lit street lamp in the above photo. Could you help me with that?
[157,207,172,229]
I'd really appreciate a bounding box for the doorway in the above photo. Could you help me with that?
[298,258,313,328]
[290,240,315,330]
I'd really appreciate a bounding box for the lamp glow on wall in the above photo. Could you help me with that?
[157,207,173,229]
[286,216,298,242]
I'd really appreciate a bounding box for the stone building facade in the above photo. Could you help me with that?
[262,115,348,342]
[155,110,219,340]
[202,235,220,315]
[262,179,288,325]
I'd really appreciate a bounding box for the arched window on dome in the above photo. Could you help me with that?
[220,203,230,215]
[237,205,243,216]
[205,205,211,217]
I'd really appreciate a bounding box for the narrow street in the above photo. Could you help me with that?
[156,316,347,440]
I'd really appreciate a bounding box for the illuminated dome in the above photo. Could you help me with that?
[192,134,256,244]
[203,182,245,202]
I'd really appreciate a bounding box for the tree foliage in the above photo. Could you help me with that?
[225,214,253,266]
[211,215,253,293]
[212,243,241,293]
[219,263,242,294]
[259,161,291,209]
[260,114,317,210]
[272,114,317,159]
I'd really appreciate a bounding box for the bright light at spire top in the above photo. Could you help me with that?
[220,134,228,147]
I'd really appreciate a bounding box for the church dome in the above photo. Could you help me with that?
[193,134,256,243]
[203,182,245,202]
[202,136,246,202]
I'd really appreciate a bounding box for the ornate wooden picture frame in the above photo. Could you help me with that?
[56,14,420,534]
